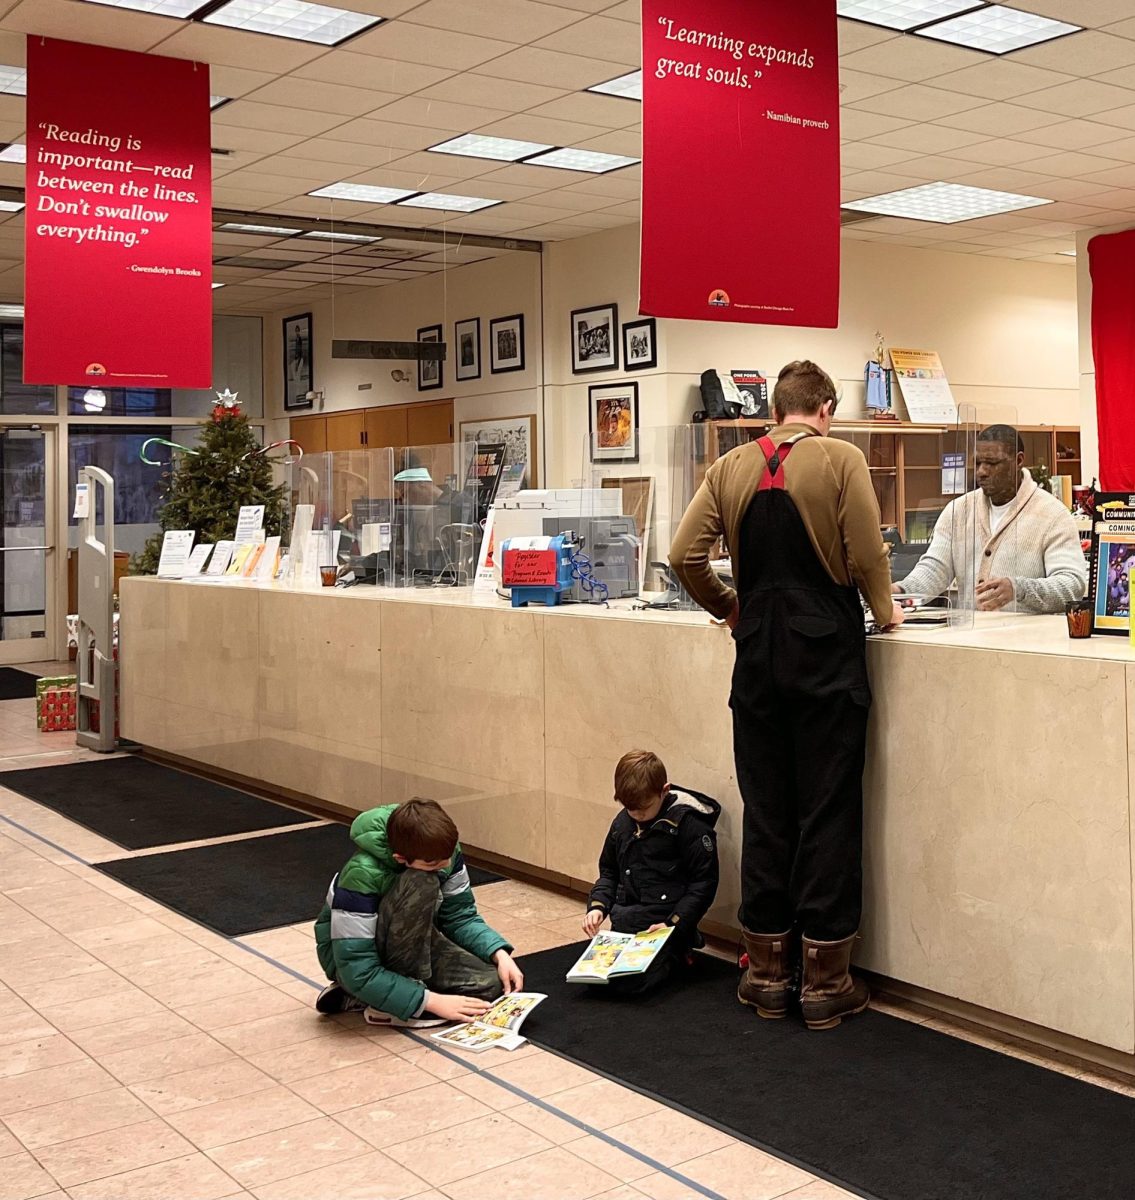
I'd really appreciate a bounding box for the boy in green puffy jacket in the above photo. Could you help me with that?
[314,799,524,1027]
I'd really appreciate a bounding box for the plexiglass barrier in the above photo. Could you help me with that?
[392,441,482,587]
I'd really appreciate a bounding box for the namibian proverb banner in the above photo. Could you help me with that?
[641,1,840,328]
[25,38,212,386]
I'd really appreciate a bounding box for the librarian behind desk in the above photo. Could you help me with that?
[118,578,1135,1053]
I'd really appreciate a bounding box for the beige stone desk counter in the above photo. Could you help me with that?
[119,577,1135,1056]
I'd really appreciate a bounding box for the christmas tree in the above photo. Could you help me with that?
[133,390,288,575]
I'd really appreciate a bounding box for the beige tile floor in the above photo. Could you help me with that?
[0,681,1132,1200]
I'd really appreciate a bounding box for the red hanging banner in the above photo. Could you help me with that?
[640,1,840,328]
[1088,229,1135,490]
[24,37,213,387]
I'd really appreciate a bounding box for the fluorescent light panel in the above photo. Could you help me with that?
[212,282,226,288]
[396,192,500,212]
[80,0,201,15]
[303,230,380,243]
[916,5,1081,53]
[523,148,640,174]
[0,200,24,212]
[835,1,980,31]
[0,66,26,96]
[309,182,416,204]
[203,0,381,47]
[220,222,302,236]
[842,181,1051,223]
[210,95,230,110]
[0,304,23,318]
[0,144,25,164]
[428,134,552,162]
[587,70,642,101]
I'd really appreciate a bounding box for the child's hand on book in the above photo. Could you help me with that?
[425,993,492,1023]
[582,909,605,937]
[493,949,525,994]
[645,923,668,934]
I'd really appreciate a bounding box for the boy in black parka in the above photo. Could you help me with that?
[583,750,721,995]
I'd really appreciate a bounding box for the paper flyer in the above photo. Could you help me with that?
[890,348,959,425]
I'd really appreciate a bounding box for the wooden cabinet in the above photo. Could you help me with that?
[288,413,327,454]
[406,399,453,446]
[324,411,367,452]
[290,399,454,457]
[364,405,408,451]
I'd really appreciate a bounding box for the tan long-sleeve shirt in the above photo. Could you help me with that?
[669,424,894,626]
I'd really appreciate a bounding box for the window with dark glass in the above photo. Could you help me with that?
[0,325,56,415]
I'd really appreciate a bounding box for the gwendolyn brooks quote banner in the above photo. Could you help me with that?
[641,0,840,328]
[24,37,213,387]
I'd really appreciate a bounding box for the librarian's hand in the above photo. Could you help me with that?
[582,908,605,937]
[891,582,904,595]
[493,949,524,995]
[425,992,492,1023]
[976,577,1013,610]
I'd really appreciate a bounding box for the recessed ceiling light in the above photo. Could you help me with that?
[0,304,24,318]
[523,148,640,174]
[835,1,980,32]
[0,66,26,96]
[428,134,553,162]
[587,70,642,101]
[219,222,302,236]
[842,181,1051,223]
[203,0,382,47]
[210,95,231,110]
[396,192,500,212]
[917,5,1081,54]
[309,182,417,204]
[0,144,25,164]
[0,200,24,213]
[79,0,201,16]
[212,282,226,288]
[1059,250,1076,257]
[303,230,380,243]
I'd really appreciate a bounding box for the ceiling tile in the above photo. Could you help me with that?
[1034,178,1128,200]
[840,110,915,140]
[292,53,452,94]
[213,185,301,209]
[840,141,922,169]
[878,153,986,180]
[849,85,988,122]
[1086,133,1135,160]
[865,124,988,152]
[1025,150,1130,177]
[523,187,626,211]
[526,91,641,129]
[214,101,348,138]
[1012,30,1135,74]
[837,17,898,55]
[372,95,511,132]
[935,104,1066,137]
[937,138,1050,166]
[208,66,280,99]
[553,173,641,199]
[326,117,457,151]
[535,16,640,65]
[242,79,399,118]
[479,113,610,145]
[408,0,586,41]
[839,37,986,84]
[1014,119,1130,150]
[840,168,928,195]
[209,126,307,155]
[151,25,326,73]
[417,74,568,112]
[573,129,640,156]
[1,0,174,52]
[384,151,501,181]
[945,166,1062,192]
[473,46,628,89]
[837,69,906,105]
[930,60,1074,102]
[1079,162,1135,188]
[1092,104,1135,133]
[603,0,642,19]
[1014,79,1135,118]
[349,22,513,70]
[473,162,594,188]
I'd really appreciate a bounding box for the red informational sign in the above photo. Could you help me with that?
[1088,230,1135,491]
[641,1,840,328]
[503,548,558,587]
[25,38,213,387]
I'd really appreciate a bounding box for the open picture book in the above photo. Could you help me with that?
[567,926,673,984]
[431,991,546,1053]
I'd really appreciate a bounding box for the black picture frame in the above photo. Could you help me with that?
[283,312,313,410]
[417,324,443,391]
[588,381,639,464]
[572,302,619,374]
[622,318,657,371]
[455,317,481,382]
[489,314,525,374]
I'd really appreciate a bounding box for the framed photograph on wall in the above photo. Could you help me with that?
[622,318,657,371]
[283,312,313,410]
[417,324,443,391]
[489,314,525,374]
[589,381,639,463]
[459,414,537,488]
[455,317,481,382]
[572,302,619,374]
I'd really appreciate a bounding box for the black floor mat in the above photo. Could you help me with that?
[516,943,1135,1200]
[0,667,41,700]
[0,757,312,849]
[467,864,505,886]
[96,824,509,936]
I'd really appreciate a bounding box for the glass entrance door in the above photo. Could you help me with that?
[0,425,56,664]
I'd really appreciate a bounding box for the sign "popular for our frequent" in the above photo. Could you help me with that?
[640,1,841,329]
[24,37,213,387]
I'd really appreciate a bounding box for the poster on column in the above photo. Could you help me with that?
[24,37,213,387]
[640,1,840,328]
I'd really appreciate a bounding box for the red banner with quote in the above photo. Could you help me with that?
[640,0,840,328]
[24,37,212,387]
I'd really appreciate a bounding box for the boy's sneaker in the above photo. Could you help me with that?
[315,983,365,1015]
[364,1007,446,1029]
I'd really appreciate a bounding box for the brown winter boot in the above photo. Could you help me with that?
[737,928,796,1019]
[800,934,870,1030]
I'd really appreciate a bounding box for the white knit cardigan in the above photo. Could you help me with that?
[898,471,1087,614]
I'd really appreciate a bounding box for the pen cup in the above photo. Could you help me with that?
[319,565,337,588]
[1065,598,1092,639]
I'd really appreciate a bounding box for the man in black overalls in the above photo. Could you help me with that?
[670,361,901,1030]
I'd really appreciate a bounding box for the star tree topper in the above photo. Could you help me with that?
[212,388,241,422]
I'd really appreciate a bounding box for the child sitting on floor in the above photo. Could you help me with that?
[314,799,523,1027]
[583,750,721,994]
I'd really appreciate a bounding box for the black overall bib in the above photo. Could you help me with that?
[730,434,871,942]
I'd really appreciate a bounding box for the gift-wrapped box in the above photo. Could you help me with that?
[36,675,77,732]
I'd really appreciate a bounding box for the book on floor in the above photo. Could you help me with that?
[566,927,673,984]
[431,991,547,1053]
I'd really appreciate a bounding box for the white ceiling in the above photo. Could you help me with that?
[0,1,1134,310]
